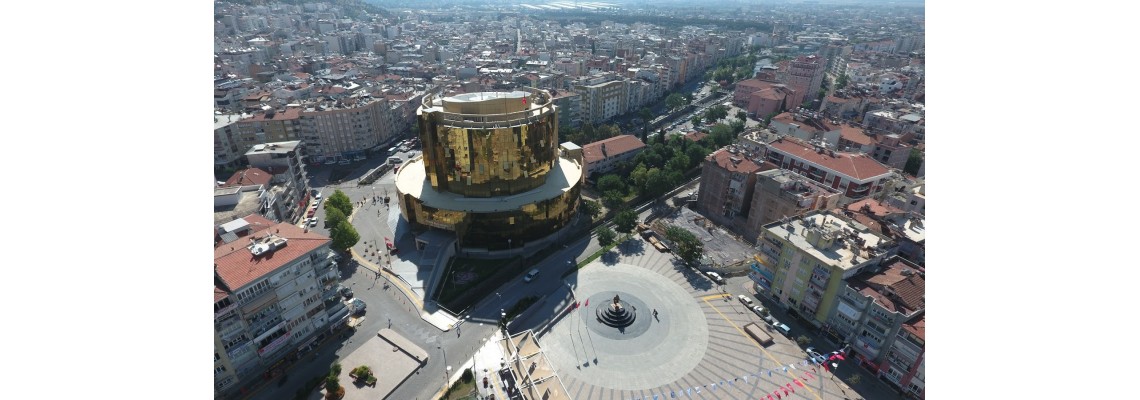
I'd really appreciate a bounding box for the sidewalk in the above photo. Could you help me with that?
[432,329,510,400]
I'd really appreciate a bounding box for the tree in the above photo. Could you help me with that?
[730,119,746,136]
[796,335,813,346]
[597,174,627,194]
[580,200,602,220]
[325,363,343,400]
[685,145,709,169]
[330,220,360,252]
[665,93,685,110]
[704,105,729,122]
[736,110,748,121]
[664,225,703,266]
[613,209,638,234]
[643,168,671,197]
[630,163,650,191]
[903,148,923,176]
[325,207,347,229]
[596,226,617,246]
[691,115,703,126]
[710,123,734,147]
[325,189,353,217]
[602,190,625,210]
[666,153,690,173]
[835,74,849,90]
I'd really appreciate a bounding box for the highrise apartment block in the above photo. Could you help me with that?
[213,215,344,398]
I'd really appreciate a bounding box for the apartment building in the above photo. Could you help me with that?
[213,215,344,398]
[762,136,893,200]
[742,169,842,242]
[577,77,628,125]
[550,89,582,129]
[696,147,767,229]
[785,55,827,108]
[244,141,310,224]
[581,135,646,180]
[751,211,896,326]
[822,255,924,399]
[298,95,398,163]
[236,107,303,149]
[215,113,250,169]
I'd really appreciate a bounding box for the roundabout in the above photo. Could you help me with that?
[541,263,710,391]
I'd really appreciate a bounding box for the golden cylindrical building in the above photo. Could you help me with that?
[395,88,583,250]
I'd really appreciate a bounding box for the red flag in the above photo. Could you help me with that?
[584,299,589,307]
[786,383,793,390]
[794,380,804,388]
[804,372,815,379]
[768,395,774,400]
[774,392,781,399]
[783,388,790,395]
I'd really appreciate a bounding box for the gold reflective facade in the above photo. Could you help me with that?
[419,90,558,197]
[396,88,584,249]
[397,182,581,249]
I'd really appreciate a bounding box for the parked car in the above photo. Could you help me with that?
[738,295,754,306]
[705,271,725,284]
[308,218,318,227]
[350,298,366,315]
[774,322,792,336]
[750,305,767,317]
[339,286,353,300]
[523,269,539,283]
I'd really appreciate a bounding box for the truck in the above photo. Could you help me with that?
[744,322,774,346]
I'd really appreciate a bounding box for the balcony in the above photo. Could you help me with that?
[854,336,881,358]
[257,331,292,357]
[214,302,238,322]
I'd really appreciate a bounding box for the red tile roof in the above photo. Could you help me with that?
[707,148,762,173]
[582,135,646,164]
[768,137,892,180]
[222,167,272,187]
[838,125,874,146]
[851,259,925,315]
[213,220,330,291]
[684,131,708,142]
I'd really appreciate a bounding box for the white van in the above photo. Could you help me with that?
[523,269,539,283]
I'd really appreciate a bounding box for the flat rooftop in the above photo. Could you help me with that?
[394,155,582,213]
[765,212,891,271]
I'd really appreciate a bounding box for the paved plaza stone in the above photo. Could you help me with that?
[536,240,855,400]
[544,263,710,391]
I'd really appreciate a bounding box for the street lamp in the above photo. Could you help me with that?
[439,345,450,397]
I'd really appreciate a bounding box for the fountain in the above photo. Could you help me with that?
[596,294,637,328]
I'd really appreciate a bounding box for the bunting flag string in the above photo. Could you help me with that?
[621,346,848,400]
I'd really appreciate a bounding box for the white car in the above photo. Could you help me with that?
[308,218,318,227]
[738,295,754,306]
[705,271,724,284]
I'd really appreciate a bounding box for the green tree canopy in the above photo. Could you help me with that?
[597,174,627,194]
[666,93,685,110]
[580,199,602,220]
[736,110,748,121]
[602,190,625,210]
[666,153,690,173]
[643,168,672,197]
[630,163,650,190]
[330,220,361,252]
[685,145,710,169]
[325,207,347,229]
[613,209,638,234]
[596,226,617,246]
[664,225,703,266]
[903,148,924,175]
[325,189,353,217]
[691,116,703,126]
[704,105,729,122]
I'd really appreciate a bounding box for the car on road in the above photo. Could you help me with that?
[774,322,792,336]
[308,218,318,227]
[738,295,754,306]
[349,298,366,314]
[705,271,724,284]
[750,305,767,317]
[523,269,539,283]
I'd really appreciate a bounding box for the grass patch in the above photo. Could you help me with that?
[443,368,477,400]
[562,234,629,278]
